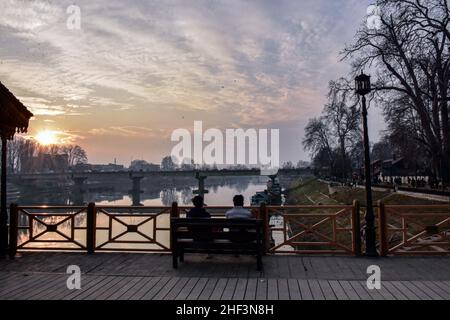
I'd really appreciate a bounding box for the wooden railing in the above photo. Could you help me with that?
[8,203,361,256]
[378,203,450,256]
[9,202,450,257]
[262,203,361,255]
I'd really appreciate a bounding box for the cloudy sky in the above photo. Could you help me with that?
[0,0,380,165]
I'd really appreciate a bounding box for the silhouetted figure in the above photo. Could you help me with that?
[187,196,210,218]
[226,195,252,219]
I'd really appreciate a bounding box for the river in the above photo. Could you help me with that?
[10,176,276,207]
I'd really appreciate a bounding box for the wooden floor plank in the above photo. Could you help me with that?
[14,274,66,300]
[328,280,349,300]
[244,278,257,300]
[221,278,237,300]
[318,280,337,300]
[176,277,199,300]
[287,279,301,300]
[408,281,442,300]
[157,278,188,300]
[348,281,373,300]
[421,281,450,299]
[267,279,278,300]
[81,276,124,300]
[198,278,218,300]
[107,276,145,300]
[338,281,360,300]
[186,278,208,300]
[120,276,162,300]
[232,278,247,301]
[400,281,431,300]
[0,273,45,298]
[70,276,117,300]
[62,276,108,300]
[140,277,172,300]
[92,276,129,300]
[308,280,325,300]
[277,279,290,300]
[298,280,313,300]
[209,278,228,300]
[430,281,450,298]
[1,253,450,300]
[255,279,267,300]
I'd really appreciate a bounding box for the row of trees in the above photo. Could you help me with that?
[304,0,450,184]
[160,156,309,171]
[5,137,88,173]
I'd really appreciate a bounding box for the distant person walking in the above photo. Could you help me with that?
[187,196,210,218]
[226,195,253,219]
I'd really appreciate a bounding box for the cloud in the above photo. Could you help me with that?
[89,126,169,138]
[0,0,371,162]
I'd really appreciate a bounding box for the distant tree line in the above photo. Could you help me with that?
[304,0,450,184]
[3,137,87,173]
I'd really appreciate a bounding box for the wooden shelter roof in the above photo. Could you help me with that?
[0,81,33,139]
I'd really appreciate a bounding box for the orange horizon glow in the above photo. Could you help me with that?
[34,130,59,146]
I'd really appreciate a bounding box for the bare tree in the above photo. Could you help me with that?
[324,78,360,179]
[61,145,88,166]
[343,0,450,183]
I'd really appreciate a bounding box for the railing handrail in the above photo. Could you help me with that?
[15,204,355,210]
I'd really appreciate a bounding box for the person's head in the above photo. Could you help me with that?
[233,195,244,207]
[192,196,204,208]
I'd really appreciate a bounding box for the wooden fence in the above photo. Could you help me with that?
[8,202,450,257]
[378,202,450,256]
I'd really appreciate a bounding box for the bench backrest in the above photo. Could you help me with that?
[171,218,263,243]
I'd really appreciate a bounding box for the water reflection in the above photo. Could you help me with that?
[14,176,270,206]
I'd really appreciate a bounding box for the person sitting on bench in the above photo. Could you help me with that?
[186,195,212,243]
[226,195,254,245]
[225,195,253,219]
[187,196,210,218]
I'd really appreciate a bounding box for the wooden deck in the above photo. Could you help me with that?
[0,253,449,300]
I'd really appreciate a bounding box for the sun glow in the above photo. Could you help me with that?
[35,130,59,145]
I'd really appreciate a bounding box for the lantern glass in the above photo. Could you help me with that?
[355,72,371,95]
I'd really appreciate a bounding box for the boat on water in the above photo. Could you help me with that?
[251,176,283,206]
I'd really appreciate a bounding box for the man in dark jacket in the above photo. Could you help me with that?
[187,196,210,218]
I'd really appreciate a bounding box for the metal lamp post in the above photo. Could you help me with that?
[355,72,378,257]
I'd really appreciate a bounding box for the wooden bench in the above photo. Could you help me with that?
[170,218,263,270]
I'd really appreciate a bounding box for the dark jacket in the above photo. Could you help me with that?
[187,207,211,218]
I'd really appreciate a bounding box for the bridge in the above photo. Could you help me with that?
[9,168,312,204]
[9,168,310,181]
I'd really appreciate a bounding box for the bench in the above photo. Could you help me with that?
[170,218,263,270]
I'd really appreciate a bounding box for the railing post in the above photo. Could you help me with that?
[259,203,269,254]
[378,201,388,256]
[86,203,96,254]
[170,202,179,252]
[352,200,362,256]
[8,203,18,259]
[171,202,179,218]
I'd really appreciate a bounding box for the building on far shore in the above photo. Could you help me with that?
[71,163,125,172]
[129,160,160,172]
[368,156,428,184]
[30,153,69,173]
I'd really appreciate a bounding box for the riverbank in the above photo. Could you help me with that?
[285,178,446,206]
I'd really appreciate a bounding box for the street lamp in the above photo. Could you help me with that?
[355,72,378,257]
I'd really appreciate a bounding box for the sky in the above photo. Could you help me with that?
[0,0,383,165]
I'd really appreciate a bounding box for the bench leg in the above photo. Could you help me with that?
[179,250,184,262]
[257,253,262,271]
[172,252,178,269]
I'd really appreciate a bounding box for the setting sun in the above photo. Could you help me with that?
[35,130,58,145]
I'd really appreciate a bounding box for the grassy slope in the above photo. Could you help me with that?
[286,178,442,206]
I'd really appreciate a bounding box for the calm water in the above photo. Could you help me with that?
[12,176,287,250]
[11,176,274,207]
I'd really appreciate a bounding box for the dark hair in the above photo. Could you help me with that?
[233,195,244,206]
[192,196,204,208]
